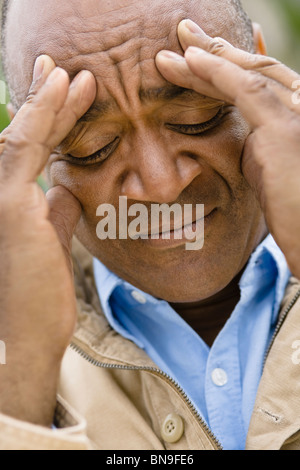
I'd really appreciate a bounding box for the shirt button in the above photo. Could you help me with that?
[211,368,228,387]
[131,290,147,304]
[161,413,184,443]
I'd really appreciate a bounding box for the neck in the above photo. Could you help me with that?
[170,270,243,347]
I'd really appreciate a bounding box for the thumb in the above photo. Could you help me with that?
[46,186,82,268]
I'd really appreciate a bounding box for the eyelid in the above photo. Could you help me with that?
[65,136,120,165]
[61,106,226,167]
[165,107,224,134]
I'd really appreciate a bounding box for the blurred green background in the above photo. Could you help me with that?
[0,84,8,132]
[0,0,299,134]
[242,0,300,72]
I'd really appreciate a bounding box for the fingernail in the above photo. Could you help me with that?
[157,51,185,62]
[33,56,45,81]
[183,19,204,36]
[46,67,66,84]
[70,70,90,88]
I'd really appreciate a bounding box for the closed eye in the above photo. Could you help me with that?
[165,107,224,135]
[62,107,225,167]
[64,137,120,166]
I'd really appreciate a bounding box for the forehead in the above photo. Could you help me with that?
[6,0,234,106]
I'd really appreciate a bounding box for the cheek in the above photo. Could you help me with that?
[48,161,121,237]
[193,110,249,180]
[49,160,117,201]
[164,109,249,188]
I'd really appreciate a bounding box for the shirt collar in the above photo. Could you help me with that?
[93,257,135,343]
[93,234,290,337]
[239,235,291,323]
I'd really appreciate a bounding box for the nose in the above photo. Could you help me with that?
[120,133,202,203]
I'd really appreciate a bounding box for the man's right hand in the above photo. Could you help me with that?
[0,55,96,426]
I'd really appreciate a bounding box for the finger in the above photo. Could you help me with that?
[3,55,57,132]
[46,185,82,272]
[157,48,295,128]
[46,70,97,150]
[0,69,96,183]
[184,47,295,128]
[156,51,226,101]
[0,67,70,182]
[28,55,58,98]
[0,55,57,158]
[156,49,300,114]
[177,19,300,90]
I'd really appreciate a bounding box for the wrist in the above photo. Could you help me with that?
[0,344,61,426]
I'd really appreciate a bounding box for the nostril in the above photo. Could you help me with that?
[179,151,199,161]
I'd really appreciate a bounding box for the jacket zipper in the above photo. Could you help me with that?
[69,341,223,450]
[263,287,300,367]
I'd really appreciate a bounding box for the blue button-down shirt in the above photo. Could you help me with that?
[93,235,290,450]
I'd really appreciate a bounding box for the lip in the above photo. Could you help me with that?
[140,208,217,249]
[138,207,214,238]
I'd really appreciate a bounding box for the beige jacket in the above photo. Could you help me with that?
[1,239,300,450]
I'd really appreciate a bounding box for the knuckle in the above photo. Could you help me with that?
[243,72,269,95]
[26,82,40,104]
[3,132,31,155]
[26,91,37,105]
[252,55,280,69]
[4,131,47,155]
[208,38,226,56]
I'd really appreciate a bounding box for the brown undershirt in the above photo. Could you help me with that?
[170,271,243,348]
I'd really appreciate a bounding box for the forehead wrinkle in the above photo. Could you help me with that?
[6,0,252,111]
[67,18,142,57]
[62,24,169,70]
[55,32,159,83]
[49,2,183,75]
[56,0,184,53]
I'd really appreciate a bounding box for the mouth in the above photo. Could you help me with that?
[139,208,217,249]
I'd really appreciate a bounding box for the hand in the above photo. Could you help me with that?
[156,19,300,278]
[0,55,96,425]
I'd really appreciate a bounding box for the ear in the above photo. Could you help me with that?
[252,22,267,56]
[6,102,16,121]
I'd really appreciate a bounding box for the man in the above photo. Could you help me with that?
[0,0,300,450]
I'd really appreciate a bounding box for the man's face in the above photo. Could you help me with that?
[6,0,266,302]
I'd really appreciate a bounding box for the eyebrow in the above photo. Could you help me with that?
[77,85,206,123]
[139,85,203,102]
[77,101,117,123]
